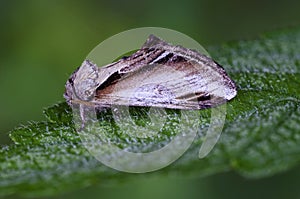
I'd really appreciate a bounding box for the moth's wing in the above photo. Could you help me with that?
[67,34,236,110]
[93,57,236,110]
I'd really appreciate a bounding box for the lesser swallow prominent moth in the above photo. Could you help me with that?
[64,35,237,126]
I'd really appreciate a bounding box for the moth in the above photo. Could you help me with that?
[64,35,237,125]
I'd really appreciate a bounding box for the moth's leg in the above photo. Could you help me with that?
[79,104,86,130]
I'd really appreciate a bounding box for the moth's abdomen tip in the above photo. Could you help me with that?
[227,90,237,101]
[225,84,238,101]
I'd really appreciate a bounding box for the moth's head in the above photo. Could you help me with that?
[64,60,100,102]
[64,67,77,104]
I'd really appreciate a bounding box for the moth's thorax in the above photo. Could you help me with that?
[72,60,101,101]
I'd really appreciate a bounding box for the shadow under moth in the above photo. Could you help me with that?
[64,35,237,126]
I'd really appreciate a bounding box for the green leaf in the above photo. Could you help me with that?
[1,27,300,197]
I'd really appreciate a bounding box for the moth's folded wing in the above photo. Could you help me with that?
[94,61,234,110]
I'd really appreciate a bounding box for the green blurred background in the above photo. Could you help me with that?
[1,0,300,198]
